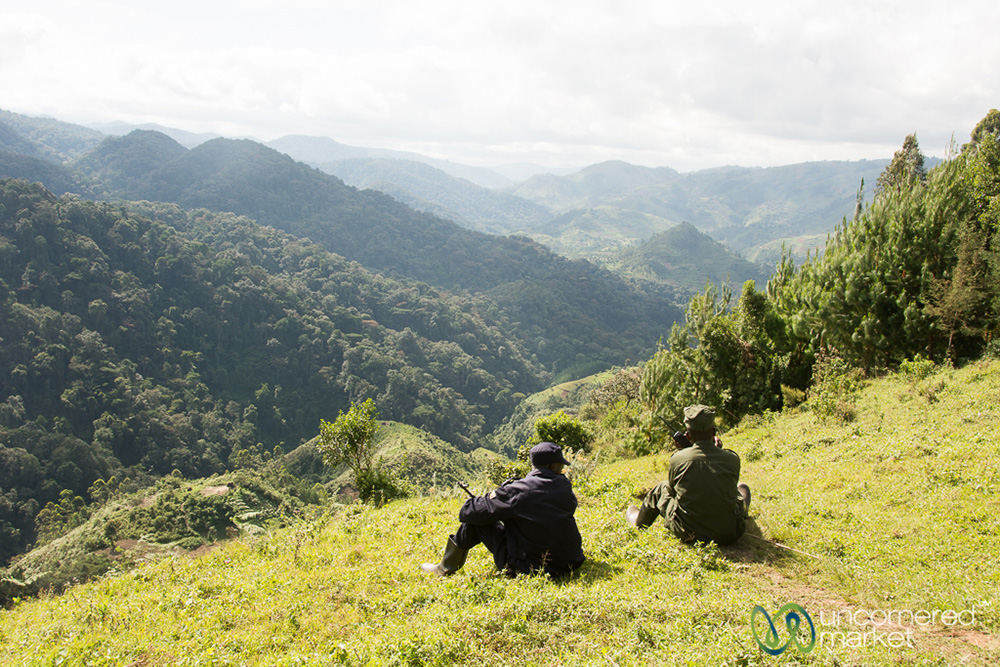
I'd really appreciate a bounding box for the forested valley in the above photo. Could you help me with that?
[0,110,684,568]
[1,108,999,601]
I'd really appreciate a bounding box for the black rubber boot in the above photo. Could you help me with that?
[420,536,468,576]
[738,483,751,511]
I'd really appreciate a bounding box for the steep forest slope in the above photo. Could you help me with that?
[0,180,545,562]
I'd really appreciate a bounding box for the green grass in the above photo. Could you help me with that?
[2,361,999,665]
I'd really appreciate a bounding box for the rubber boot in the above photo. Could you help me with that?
[420,536,468,576]
[626,503,660,529]
[625,505,641,527]
[738,483,751,511]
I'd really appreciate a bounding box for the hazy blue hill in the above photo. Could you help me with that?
[509,160,681,210]
[268,134,514,188]
[267,134,369,163]
[86,120,219,148]
[607,221,770,294]
[509,158,889,261]
[0,152,99,197]
[0,109,105,162]
[0,121,44,159]
[127,137,358,223]
[71,130,189,194]
[319,157,552,233]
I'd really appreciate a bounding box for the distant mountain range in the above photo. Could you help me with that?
[0,110,681,378]
[507,159,890,265]
[88,117,892,273]
[2,108,897,286]
[269,133,891,270]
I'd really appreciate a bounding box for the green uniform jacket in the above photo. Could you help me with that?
[661,439,746,545]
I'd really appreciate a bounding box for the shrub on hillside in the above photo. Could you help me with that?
[530,411,594,453]
[317,399,407,504]
[807,350,866,423]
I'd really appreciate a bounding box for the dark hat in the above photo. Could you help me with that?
[530,442,571,467]
[683,404,716,431]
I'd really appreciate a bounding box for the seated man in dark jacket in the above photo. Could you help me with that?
[626,404,751,545]
[421,442,586,577]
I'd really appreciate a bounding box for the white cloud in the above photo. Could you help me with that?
[1,0,997,171]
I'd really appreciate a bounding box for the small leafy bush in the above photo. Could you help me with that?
[485,445,531,485]
[808,350,866,423]
[900,354,936,381]
[531,410,594,453]
[354,462,409,506]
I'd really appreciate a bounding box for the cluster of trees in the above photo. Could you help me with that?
[638,111,1000,442]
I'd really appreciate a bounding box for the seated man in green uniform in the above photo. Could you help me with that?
[625,404,751,545]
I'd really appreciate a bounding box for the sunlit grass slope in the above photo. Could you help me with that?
[1,360,998,666]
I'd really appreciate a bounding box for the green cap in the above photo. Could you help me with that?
[683,404,716,431]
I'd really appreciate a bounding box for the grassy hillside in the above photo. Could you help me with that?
[487,370,612,455]
[0,421,484,597]
[2,359,997,665]
[327,421,495,494]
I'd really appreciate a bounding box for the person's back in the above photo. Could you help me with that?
[626,404,750,546]
[665,439,745,545]
[461,466,583,576]
[422,442,585,577]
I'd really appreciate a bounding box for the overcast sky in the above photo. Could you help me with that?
[2,0,998,172]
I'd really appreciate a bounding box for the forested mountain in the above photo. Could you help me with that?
[0,179,549,562]
[50,131,678,372]
[605,222,770,294]
[317,157,551,233]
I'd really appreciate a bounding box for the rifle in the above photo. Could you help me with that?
[457,481,476,498]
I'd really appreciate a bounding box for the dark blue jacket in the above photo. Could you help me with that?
[459,467,585,576]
